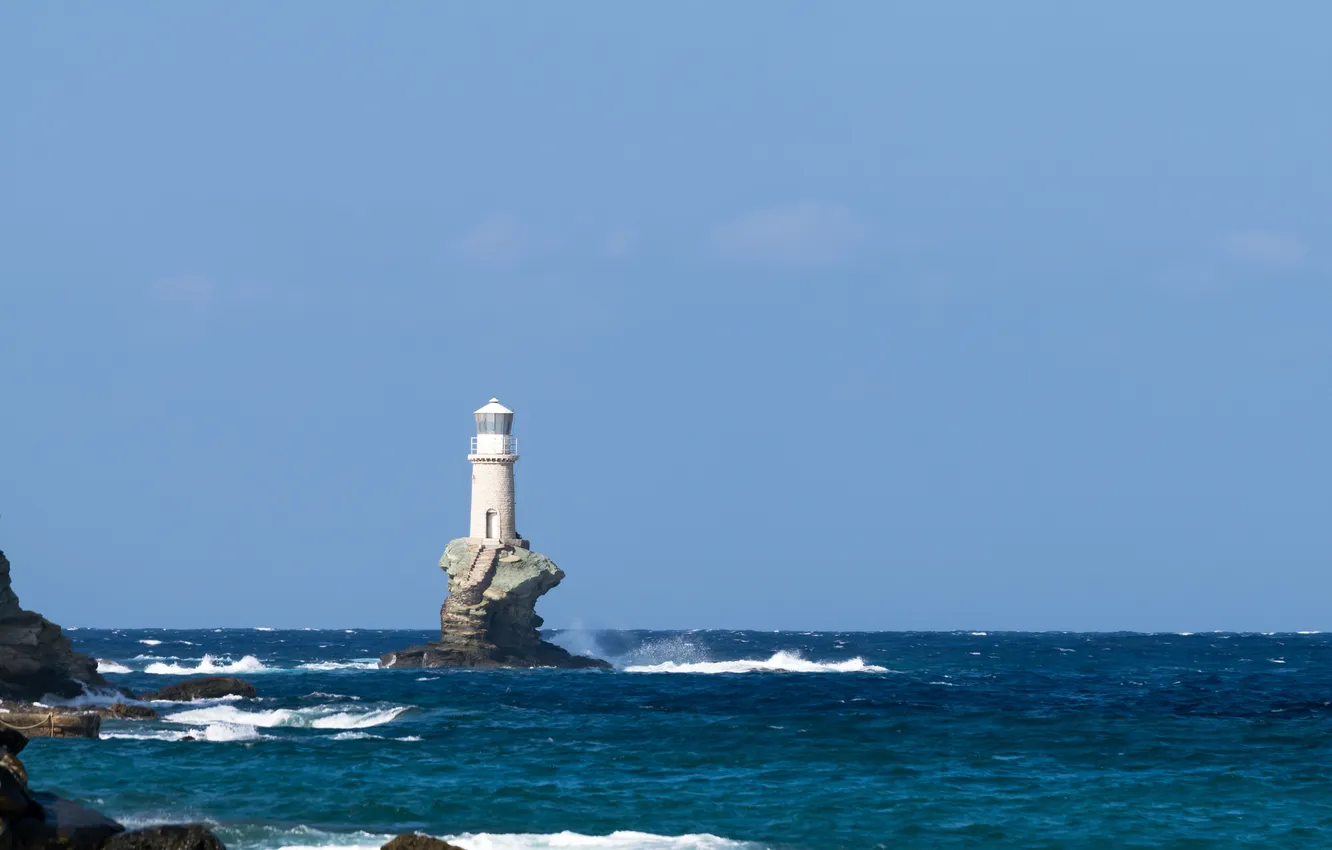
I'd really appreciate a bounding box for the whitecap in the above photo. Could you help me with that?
[330,731,382,741]
[144,655,270,675]
[442,831,758,849]
[163,704,410,730]
[139,639,163,646]
[1298,631,1321,635]
[103,723,266,742]
[297,660,380,672]
[1270,658,1287,664]
[970,632,987,636]
[255,627,275,632]
[97,660,132,674]
[624,651,888,674]
[266,829,756,850]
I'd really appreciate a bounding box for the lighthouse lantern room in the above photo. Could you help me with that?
[468,398,526,547]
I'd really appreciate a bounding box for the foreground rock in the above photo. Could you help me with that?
[102,825,225,850]
[141,677,256,702]
[380,539,609,670]
[0,551,109,702]
[0,727,226,850]
[382,836,464,850]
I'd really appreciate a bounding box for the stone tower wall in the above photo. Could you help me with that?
[469,460,516,541]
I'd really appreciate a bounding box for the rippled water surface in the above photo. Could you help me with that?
[21,630,1332,849]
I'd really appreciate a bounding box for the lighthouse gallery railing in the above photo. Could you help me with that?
[470,436,518,455]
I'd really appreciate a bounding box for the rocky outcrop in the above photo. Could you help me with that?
[0,552,108,702]
[102,825,225,850]
[140,678,256,702]
[380,539,609,670]
[0,728,226,850]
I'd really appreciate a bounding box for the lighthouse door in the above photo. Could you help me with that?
[485,509,498,540]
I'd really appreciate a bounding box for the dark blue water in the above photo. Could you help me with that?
[21,629,1332,849]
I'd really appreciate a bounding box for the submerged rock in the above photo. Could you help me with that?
[101,825,225,850]
[0,551,109,702]
[140,677,256,702]
[382,835,464,850]
[380,539,609,670]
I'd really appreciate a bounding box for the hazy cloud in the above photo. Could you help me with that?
[712,203,866,270]
[149,276,217,316]
[146,276,298,330]
[444,216,547,272]
[1225,231,1308,270]
[444,216,641,270]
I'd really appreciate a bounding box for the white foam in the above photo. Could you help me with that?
[144,655,271,675]
[270,832,754,850]
[163,704,410,730]
[103,723,266,742]
[97,659,132,674]
[297,660,380,672]
[256,627,275,632]
[139,639,163,646]
[102,729,191,742]
[444,832,756,850]
[330,731,381,741]
[625,651,887,674]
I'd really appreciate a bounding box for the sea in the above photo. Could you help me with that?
[20,629,1332,849]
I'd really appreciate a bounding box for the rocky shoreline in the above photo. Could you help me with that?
[380,538,609,670]
[0,547,586,849]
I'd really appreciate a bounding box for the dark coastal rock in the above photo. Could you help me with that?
[95,703,157,721]
[141,677,256,702]
[0,751,36,817]
[101,825,225,850]
[379,539,609,671]
[11,793,124,850]
[0,552,109,702]
[382,835,464,850]
[0,727,28,756]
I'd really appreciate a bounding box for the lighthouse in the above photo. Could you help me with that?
[468,398,528,548]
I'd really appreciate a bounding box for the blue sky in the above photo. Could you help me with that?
[2,3,1329,630]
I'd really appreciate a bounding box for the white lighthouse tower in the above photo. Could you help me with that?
[467,398,527,548]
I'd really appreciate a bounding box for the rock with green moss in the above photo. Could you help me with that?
[380,538,609,669]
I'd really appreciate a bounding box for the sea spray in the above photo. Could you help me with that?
[624,650,888,674]
[163,704,410,730]
[144,655,270,675]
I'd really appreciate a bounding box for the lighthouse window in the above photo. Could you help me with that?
[476,413,513,435]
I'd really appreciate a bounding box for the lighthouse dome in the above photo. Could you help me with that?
[475,398,513,435]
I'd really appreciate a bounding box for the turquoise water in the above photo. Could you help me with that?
[22,629,1332,849]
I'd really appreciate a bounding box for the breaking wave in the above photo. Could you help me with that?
[144,655,271,675]
[139,639,163,646]
[296,660,381,672]
[624,650,888,674]
[163,704,410,730]
[103,723,267,743]
[97,659,132,674]
[239,824,755,850]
